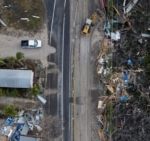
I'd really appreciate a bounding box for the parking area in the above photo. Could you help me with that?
[0,25,56,66]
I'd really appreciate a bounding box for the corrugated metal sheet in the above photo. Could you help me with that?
[0,69,33,88]
[20,136,40,141]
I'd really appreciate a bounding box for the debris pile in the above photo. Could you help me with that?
[0,108,43,141]
[96,0,150,140]
[97,38,112,77]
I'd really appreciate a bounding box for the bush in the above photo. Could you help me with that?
[30,84,40,96]
[16,52,24,60]
[3,105,17,117]
[0,89,4,96]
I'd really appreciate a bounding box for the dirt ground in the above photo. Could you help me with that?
[0,25,56,66]
[0,0,56,67]
[0,0,44,31]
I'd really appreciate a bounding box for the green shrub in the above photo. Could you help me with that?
[30,84,40,96]
[3,105,17,117]
[16,52,24,60]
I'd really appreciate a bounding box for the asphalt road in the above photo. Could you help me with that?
[44,0,70,140]
[70,0,101,141]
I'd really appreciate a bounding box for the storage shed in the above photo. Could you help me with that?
[0,69,33,88]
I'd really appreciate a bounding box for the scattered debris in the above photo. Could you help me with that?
[37,95,47,105]
[96,0,150,140]
[0,108,43,141]
[0,19,7,27]
[32,16,40,19]
[20,18,30,22]
[124,0,139,14]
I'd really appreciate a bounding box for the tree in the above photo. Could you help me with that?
[30,84,40,96]
[16,52,24,60]
[5,56,16,68]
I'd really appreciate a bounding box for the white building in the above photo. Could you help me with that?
[0,69,33,88]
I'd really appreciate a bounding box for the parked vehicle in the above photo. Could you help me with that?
[81,18,92,35]
[81,11,100,35]
[21,39,42,48]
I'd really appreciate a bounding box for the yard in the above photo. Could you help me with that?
[0,0,45,32]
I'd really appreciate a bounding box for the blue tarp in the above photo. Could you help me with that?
[127,59,133,66]
[123,71,128,81]
[5,117,14,126]
[120,95,128,103]
[123,71,129,85]
[11,123,24,141]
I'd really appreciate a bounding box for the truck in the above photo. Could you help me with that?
[81,11,100,35]
[81,18,92,35]
[21,39,42,48]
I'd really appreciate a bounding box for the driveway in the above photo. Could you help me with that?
[0,24,56,66]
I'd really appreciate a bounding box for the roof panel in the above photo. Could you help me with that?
[0,69,33,88]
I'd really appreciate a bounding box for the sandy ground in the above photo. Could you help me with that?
[0,24,56,66]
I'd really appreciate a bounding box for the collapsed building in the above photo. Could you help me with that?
[0,109,43,141]
[96,0,150,141]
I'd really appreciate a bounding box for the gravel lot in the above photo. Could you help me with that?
[0,24,56,66]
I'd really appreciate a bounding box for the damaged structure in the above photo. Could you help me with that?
[96,0,150,140]
[0,108,43,141]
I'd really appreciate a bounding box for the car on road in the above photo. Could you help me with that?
[21,39,42,48]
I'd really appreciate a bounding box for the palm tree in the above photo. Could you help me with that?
[5,56,16,68]
[15,52,25,68]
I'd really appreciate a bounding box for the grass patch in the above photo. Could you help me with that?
[106,101,115,134]
[0,0,44,32]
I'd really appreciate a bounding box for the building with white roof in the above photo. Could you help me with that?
[0,69,33,88]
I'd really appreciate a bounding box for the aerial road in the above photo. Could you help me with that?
[44,0,71,141]
[44,0,99,140]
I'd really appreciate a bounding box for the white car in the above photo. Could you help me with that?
[21,39,42,48]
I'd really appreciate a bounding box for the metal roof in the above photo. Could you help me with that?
[0,69,33,88]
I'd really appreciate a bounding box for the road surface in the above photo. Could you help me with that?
[70,0,101,141]
[44,0,70,140]
[44,0,101,140]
